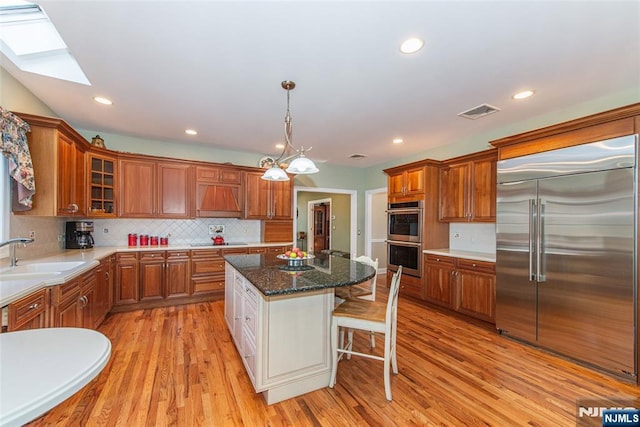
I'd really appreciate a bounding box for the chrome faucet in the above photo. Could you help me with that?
[0,237,35,267]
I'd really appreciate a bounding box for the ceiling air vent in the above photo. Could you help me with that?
[458,103,501,120]
[348,153,368,160]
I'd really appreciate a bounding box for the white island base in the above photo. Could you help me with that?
[224,264,334,404]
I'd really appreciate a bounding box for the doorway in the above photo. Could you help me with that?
[308,199,331,254]
[294,187,357,258]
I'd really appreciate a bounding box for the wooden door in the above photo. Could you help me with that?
[157,162,192,218]
[244,172,270,219]
[470,158,497,222]
[457,270,496,322]
[271,179,293,219]
[387,172,405,198]
[119,158,156,217]
[313,204,329,253]
[166,251,190,298]
[439,162,469,222]
[139,252,165,301]
[424,256,455,308]
[115,253,139,305]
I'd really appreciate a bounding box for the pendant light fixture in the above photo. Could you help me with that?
[261,81,319,181]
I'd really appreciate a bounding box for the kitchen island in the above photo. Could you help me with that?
[224,254,375,404]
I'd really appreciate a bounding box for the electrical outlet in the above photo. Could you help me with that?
[453,232,461,238]
[28,230,35,239]
[209,224,225,235]
[103,228,109,234]
[58,234,64,242]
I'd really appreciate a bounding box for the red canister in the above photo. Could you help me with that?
[128,233,138,247]
[160,237,168,246]
[150,236,159,246]
[140,235,149,246]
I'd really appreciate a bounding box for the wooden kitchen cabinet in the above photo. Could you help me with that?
[166,250,191,298]
[13,113,89,216]
[423,254,496,323]
[387,165,425,200]
[6,288,49,332]
[119,158,193,218]
[139,251,166,301]
[115,252,139,305]
[456,259,496,322]
[388,271,424,300]
[93,256,113,327]
[195,165,243,218]
[424,255,456,309]
[79,270,98,329]
[157,161,193,218]
[191,247,248,297]
[87,151,117,217]
[119,158,156,217]
[50,278,81,327]
[439,149,497,222]
[244,171,293,220]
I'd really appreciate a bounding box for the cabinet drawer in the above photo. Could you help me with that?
[117,252,138,262]
[456,258,495,274]
[425,254,455,266]
[248,247,267,254]
[192,258,225,274]
[191,249,222,259]
[243,299,258,341]
[166,250,189,260]
[55,279,80,303]
[244,283,258,307]
[139,251,165,262]
[8,289,48,328]
[192,275,225,294]
[222,248,249,256]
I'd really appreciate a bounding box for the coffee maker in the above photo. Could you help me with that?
[66,221,95,249]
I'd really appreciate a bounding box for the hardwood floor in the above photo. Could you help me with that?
[28,279,639,426]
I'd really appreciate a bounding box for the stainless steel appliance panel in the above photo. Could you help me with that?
[536,168,635,374]
[387,241,421,277]
[387,208,422,242]
[496,179,539,342]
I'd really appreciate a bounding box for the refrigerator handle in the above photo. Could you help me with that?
[538,199,546,282]
[529,199,536,281]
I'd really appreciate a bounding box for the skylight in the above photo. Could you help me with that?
[0,0,90,85]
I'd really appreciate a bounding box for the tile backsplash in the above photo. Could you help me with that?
[449,222,496,254]
[7,216,262,262]
[90,218,261,246]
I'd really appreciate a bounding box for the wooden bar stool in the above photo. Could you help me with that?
[329,266,402,401]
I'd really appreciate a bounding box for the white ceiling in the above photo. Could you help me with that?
[3,1,639,168]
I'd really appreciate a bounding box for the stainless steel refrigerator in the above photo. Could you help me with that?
[496,135,637,378]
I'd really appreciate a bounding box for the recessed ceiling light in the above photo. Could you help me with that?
[185,129,197,136]
[513,90,535,100]
[93,96,112,105]
[399,38,424,54]
[275,143,285,149]
[393,138,404,144]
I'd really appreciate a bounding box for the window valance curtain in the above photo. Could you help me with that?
[0,107,35,209]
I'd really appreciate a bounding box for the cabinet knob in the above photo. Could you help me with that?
[67,203,79,213]
[472,263,477,267]
[28,303,39,310]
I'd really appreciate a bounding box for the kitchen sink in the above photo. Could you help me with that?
[0,261,87,280]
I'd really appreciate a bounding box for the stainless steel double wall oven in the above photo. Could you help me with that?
[387,201,422,277]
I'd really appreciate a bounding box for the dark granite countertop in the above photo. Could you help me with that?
[224,253,376,297]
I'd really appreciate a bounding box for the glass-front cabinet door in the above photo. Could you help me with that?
[87,152,117,217]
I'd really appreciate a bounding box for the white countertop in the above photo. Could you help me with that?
[0,327,111,427]
[0,242,292,307]
[423,248,496,263]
